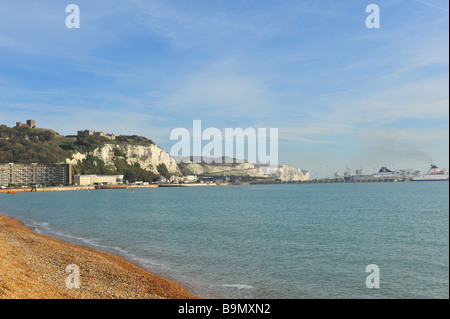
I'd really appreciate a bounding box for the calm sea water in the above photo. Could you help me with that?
[1,182,448,299]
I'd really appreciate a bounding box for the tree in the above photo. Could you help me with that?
[157,163,170,178]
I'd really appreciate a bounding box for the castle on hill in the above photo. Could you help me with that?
[77,129,115,140]
[16,120,36,128]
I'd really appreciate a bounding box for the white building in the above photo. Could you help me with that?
[185,175,198,182]
[73,174,123,186]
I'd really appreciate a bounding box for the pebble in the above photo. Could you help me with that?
[0,215,197,299]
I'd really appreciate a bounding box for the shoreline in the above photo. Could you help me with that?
[0,214,197,299]
[0,183,220,193]
[1,175,438,195]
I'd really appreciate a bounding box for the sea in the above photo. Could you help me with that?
[1,182,448,299]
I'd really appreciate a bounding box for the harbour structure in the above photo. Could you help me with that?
[73,174,124,186]
[0,163,72,186]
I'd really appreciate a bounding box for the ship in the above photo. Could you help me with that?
[411,165,449,181]
[372,167,397,178]
[372,167,419,179]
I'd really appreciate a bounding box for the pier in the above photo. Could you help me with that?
[249,177,409,185]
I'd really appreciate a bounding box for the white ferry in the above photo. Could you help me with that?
[372,167,420,179]
[372,167,398,178]
[412,165,449,181]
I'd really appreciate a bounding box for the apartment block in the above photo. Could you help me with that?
[0,163,72,186]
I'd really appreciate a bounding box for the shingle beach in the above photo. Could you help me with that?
[0,215,196,299]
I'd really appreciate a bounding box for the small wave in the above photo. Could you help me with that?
[25,221,51,234]
[219,284,253,290]
[131,256,167,268]
[22,219,167,270]
[109,246,129,255]
[36,222,49,227]
[24,220,103,249]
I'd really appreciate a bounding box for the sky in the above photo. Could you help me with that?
[0,0,448,178]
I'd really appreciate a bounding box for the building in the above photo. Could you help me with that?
[77,129,115,140]
[73,174,123,186]
[169,175,183,183]
[0,163,72,186]
[77,129,94,136]
[184,175,198,182]
[16,120,36,128]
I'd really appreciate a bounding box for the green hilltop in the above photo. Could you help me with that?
[0,124,159,182]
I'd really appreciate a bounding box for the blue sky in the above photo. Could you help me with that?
[0,0,448,177]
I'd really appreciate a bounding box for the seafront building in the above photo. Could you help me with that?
[73,174,124,186]
[0,163,72,186]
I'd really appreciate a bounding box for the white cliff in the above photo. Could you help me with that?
[272,165,309,181]
[65,152,86,165]
[65,142,307,181]
[67,143,181,176]
[179,161,309,182]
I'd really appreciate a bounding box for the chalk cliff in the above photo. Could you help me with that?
[67,143,181,176]
[272,165,310,181]
[65,143,307,181]
[178,161,309,182]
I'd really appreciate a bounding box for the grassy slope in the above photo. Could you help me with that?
[0,125,158,182]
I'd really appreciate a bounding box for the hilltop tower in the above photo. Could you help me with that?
[16,119,36,128]
[27,120,36,128]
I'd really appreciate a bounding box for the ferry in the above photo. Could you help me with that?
[373,167,397,178]
[372,167,420,179]
[412,165,449,181]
